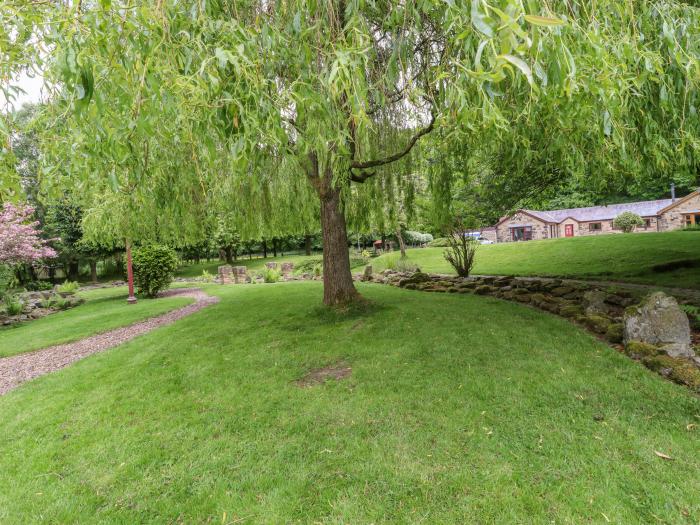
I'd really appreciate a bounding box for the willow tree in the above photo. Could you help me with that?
[34,0,700,305]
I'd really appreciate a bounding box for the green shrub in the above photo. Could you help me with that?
[404,231,434,245]
[428,237,449,247]
[313,264,322,278]
[56,280,80,294]
[54,295,70,310]
[295,256,323,274]
[0,265,15,295]
[40,295,56,309]
[3,294,24,315]
[132,244,179,298]
[262,267,281,283]
[200,270,216,283]
[24,280,53,292]
[613,211,644,233]
[443,230,478,277]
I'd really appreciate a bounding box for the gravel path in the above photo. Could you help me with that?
[0,288,219,396]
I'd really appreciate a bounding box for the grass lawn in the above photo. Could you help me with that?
[177,252,322,278]
[1,282,698,523]
[0,286,192,358]
[372,230,700,289]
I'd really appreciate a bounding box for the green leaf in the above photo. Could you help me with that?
[108,169,119,191]
[471,0,494,38]
[524,15,565,27]
[498,54,534,86]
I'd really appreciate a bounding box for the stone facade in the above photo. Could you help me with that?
[495,212,550,242]
[495,190,700,242]
[658,192,700,231]
[480,228,498,243]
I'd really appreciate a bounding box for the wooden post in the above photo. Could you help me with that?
[126,240,137,304]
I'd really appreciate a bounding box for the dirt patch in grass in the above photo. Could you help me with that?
[296,361,352,388]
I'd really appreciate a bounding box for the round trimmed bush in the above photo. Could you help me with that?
[132,244,179,298]
[613,211,644,233]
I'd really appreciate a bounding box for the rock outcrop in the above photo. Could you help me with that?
[623,292,694,358]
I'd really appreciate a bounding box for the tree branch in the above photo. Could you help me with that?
[350,111,436,172]
[350,170,376,183]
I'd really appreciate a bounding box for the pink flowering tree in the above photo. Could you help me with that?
[0,203,57,265]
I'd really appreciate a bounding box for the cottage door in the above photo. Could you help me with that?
[564,224,574,237]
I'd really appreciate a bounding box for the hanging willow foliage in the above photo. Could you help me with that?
[3,0,699,302]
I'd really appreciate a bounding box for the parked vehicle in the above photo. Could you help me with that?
[464,232,494,244]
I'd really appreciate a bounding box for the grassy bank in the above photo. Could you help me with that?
[372,231,700,289]
[1,282,698,522]
[177,252,322,278]
[0,287,192,358]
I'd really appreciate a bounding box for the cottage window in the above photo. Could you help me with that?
[589,222,602,231]
[685,214,700,227]
[511,226,532,241]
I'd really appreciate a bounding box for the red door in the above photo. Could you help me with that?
[564,224,574,237]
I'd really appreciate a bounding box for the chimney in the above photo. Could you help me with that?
[671,182,676,202]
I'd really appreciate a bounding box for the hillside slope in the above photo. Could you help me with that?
[373,231,700,289]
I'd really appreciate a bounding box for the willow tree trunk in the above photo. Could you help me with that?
[396,228,407,258]
[318,183,360,306]
[90,261,98,283]
[307,152,360,306]
[304,235,312,256]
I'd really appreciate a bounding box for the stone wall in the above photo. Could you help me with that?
[658,193,700,231]
[480,229,497,243]
[1,290,84,326]
[366,269,700,392]
[573,217,661,237]
[498,214,665,242]
[496,213,549,242]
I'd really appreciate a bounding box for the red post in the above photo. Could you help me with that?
[126,240,137,304]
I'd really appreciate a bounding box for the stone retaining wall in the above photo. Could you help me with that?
[365,269,700,393]
[1,290,84,326]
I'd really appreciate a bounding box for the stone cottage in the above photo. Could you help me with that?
[494,190,700,242]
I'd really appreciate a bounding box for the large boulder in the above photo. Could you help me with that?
[623,292,694,358]
[397,272,431,288]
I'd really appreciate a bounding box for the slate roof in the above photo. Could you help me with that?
[522,198,676,223]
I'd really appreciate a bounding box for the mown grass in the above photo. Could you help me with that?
[371,231,700,289]
[0,286,192,358]
[1,282,698,523]
[177,252,322,278]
